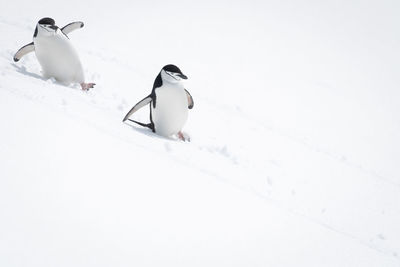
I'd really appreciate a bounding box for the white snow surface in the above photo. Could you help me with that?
[1,0,400,266]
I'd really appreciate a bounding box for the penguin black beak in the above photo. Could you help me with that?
[178,73,188,79]
[50,25,58,30]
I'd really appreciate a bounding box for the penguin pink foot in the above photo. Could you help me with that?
[80,82,95,91]
[178,131,190,142]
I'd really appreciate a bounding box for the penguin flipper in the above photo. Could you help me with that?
[185,89,194,109]
[122,95,153,122]
[61,21,84,35]
[13,42,34,62]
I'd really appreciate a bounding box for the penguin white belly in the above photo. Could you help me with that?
[34,32,84,84]
[152,85,188,137]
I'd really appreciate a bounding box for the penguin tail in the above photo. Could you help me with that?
[126,119,155,132]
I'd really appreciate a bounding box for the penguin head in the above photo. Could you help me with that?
[160,64,188,84]
[34,17,58,37]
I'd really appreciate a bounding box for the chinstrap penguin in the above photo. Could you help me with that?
[123,64,194,141]
[14,17,95,90]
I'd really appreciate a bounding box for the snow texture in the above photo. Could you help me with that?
[0,0,399,266]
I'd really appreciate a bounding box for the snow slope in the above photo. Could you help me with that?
[1,0,399,266]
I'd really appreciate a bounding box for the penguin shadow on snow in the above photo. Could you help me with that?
[11,63,45,81]
[125,122,182,142]
[11,63,87,90]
